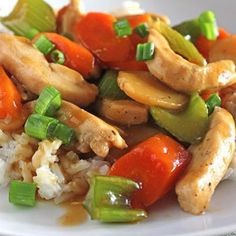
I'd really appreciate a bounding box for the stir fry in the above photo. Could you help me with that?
[1,0,236,223]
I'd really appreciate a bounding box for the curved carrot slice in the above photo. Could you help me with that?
[109,133,190,208]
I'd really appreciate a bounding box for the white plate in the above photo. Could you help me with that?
[1,1,236,235]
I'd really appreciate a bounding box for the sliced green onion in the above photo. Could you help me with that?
[52,123,75,145]
[136,42,155,61]
[199,11,219,40]
[9,180,37,207]
[83,176,147,222]
[154,21,206,66]
[34,86,61,117]
[114,19,132,37]
[24,114,59,140]
[173,19,201,43]
[99,70,127,99]
[34,35,55,55]
[25,28,39,40]
[206,93,221,114]
[50,50,65,65]
[0,0,56,38]
[134,23,149,38]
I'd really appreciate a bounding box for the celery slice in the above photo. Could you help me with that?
[1,0,56,38]
[153,21,206,66]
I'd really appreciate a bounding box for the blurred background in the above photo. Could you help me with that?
[0,0,235,31]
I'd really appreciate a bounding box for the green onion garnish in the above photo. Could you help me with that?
[205,93,221,114]
[114,19,132,37]
[98,70,127,99]
[0,0,56,38]
[199,11,219,40]
[136,42,155,61]
[26,28,39,40]
[50,49,65,65]
[52,123,75,145]
[34,86,61,117]
[24,114,59,140]
[9,181,37,207]
[134,23,149,38]
[34,35,55,55]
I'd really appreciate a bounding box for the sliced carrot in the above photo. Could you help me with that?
[200,89,219,101]
[109,133,190,208]
[33,33,95,78]
[74,12,133,62]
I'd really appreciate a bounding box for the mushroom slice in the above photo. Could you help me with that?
[209,35,236,64]
[146,29,236,94]
[57,101,127,158]
[175,107,235,214]
[117,71,188,110]
[97,98,148,125]
[0,33,98,107]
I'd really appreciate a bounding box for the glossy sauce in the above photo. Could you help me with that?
[59,201,89,226]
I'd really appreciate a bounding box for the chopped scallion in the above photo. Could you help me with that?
[0,0,56,38]
[114,19,132,37]
[199,11,219,40]
[136,42,155,61]
[34,35,55,55]
[9,180,37,207]
[24,114,59,140]
[52,123,75,145]
[26,28,39,40]
[34,86,61,117]
[134,23,149,38]
[98,70,127,99]
[206,93,221,114]
[50,50,65,65]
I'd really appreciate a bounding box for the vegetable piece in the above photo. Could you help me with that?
[9,180,37,207]
[0,66,22,119]
[98,70,127,99]
[34,33,96,78]
[134,23,149,38]
[97,98,148,125]
[0,0,56,38]
[136,42,155,61]
[153,21,206,66]
[205,93,221,114]
[117,71,188,110]
[33,35,55,55]
[83,175,147,222]
[26,28,39,40]
[173,19,201,43]
[52,123,75,145]
[50,49,65,65]
[114,19,132,37]
[199,11,218,40]
[74,13,133,62]
[24,114,59,140]
[109,133,190,208]
[34,86,61,117]
[150,93,209,144]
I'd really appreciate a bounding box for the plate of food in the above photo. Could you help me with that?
[0,0,236,235]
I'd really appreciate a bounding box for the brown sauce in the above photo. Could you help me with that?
[59,200,89,226]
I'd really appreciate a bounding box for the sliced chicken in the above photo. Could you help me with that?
[146,29,236,94]
[0,33,98,107]
[209,35,236,64]
[175,107,235,214]
[97,98,148,125]
[57,101,127,158]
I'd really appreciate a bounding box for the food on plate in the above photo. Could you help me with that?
[0,0,236,224]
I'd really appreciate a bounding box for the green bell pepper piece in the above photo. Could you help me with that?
[206,93,221,115]
[83,175,147,223]
[150,93,209,144]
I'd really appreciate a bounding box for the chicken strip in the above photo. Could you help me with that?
[175,107,235,214]
[57,101,127,158]
[209,35,236,64]
[146,29,236,94]
[0,33,98,107]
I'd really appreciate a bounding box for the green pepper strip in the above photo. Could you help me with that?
[83,175,147,223]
